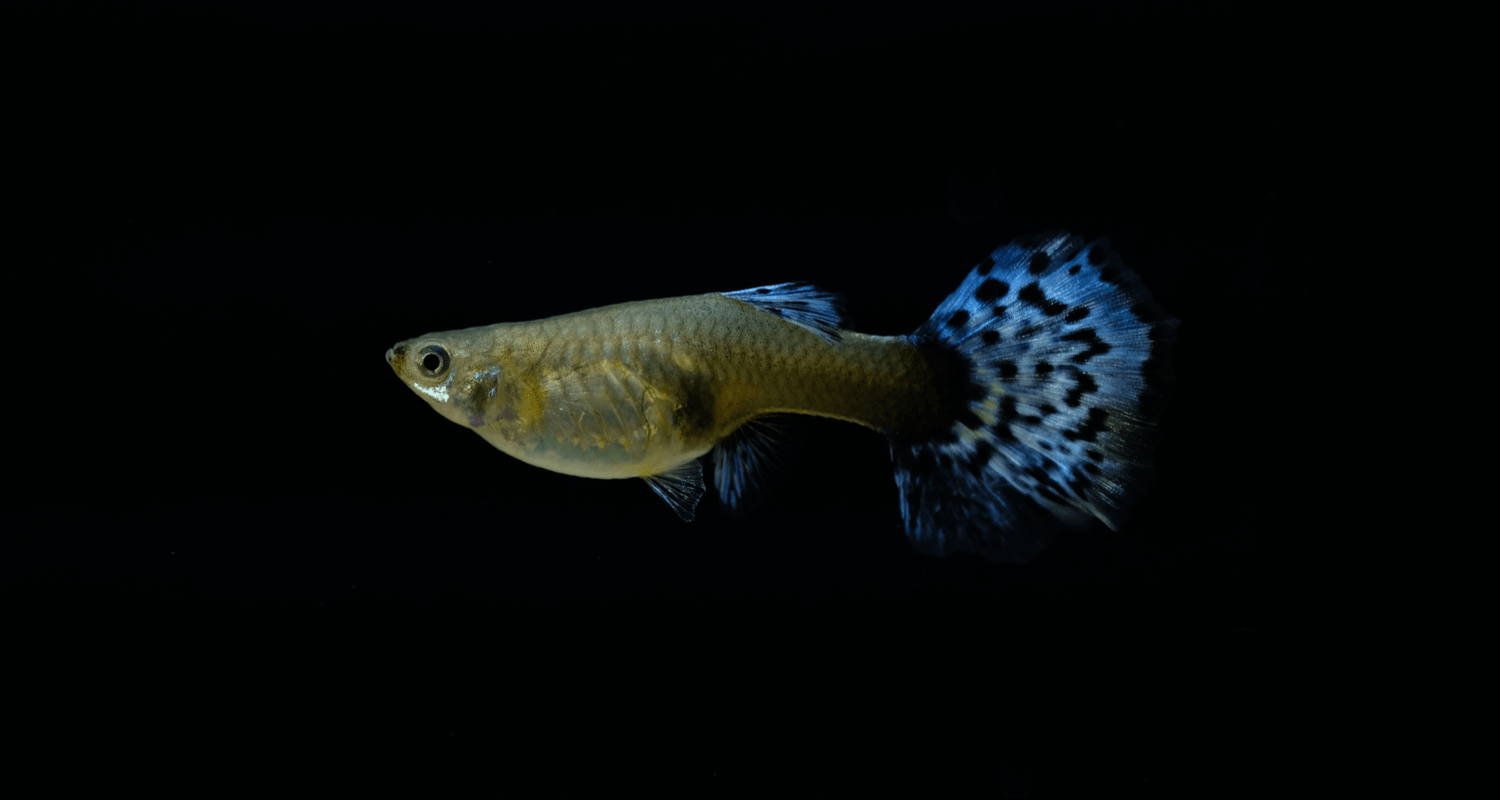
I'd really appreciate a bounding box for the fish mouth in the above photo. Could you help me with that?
[385,347,395,363]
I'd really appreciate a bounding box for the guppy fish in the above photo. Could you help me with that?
[387,232,1176,563]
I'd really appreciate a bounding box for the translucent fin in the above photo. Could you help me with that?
[892,232,1177,563]
[641,460,706,522]
[721,282,847,344]
[712,418,790,514]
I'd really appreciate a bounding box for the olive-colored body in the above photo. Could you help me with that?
[387,293,947,480]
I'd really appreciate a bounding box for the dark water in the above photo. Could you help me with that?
[9,1,1320,794]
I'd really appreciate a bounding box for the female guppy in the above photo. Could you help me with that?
[387,232,1176,563]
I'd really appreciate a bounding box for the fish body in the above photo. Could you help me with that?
[388,292,943,481]
[388,233,1176,562]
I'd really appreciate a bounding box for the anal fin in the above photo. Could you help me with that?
[712,418,790,514]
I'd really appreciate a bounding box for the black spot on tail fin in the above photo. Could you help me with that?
[891,232,1177,563]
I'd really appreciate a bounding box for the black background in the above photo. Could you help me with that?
[9,1,1323,795]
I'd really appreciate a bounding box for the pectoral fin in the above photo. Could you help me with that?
[641,460,706,521]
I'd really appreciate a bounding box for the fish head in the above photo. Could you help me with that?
[385,336,468,424]
[386,330,534,441]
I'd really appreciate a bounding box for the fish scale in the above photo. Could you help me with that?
[388,232,1176,562]
[491,293,949,448]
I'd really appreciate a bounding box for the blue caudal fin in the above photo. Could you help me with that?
[891,232,1177,563]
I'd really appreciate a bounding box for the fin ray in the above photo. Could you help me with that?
[893,232,1177,562]
[642,460,706,521]
[722,282,846,344]
[712,417,791,514]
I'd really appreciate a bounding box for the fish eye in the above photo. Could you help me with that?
[416,345,450,378]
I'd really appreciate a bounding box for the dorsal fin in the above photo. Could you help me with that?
[721,282,846,344]
[641,460,706,521]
